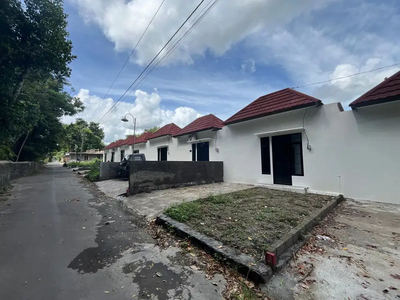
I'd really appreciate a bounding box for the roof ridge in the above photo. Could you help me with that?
[224,88,322,125]
[350,70,400,107]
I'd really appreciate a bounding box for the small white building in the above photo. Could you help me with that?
[220,71,400,204]
[66,149,103,162]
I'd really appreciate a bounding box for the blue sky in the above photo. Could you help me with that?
[63,0,400,143]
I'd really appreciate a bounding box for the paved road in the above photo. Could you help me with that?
[0,164,225,300]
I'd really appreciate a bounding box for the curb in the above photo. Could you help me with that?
[266,194,345,266]
[156,214,273,284]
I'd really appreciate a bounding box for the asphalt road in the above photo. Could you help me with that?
[0,164,225,300]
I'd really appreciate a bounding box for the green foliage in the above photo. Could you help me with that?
[164,202,201,223]
[0,0,81,161]
[85,160,100,182]
[67,160,96,168]
[144,126,160,134]
[61,119,104,153]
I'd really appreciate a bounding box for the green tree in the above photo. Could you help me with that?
[144,126,160,134]
[62,119,105,153]
[0,0,80,160]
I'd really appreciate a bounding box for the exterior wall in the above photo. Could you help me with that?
[69,153,103,161]
[174,130,222,161]
[147,136,174,161]
[0,161,42,190]
[219,101,400,204]
[99,162,120,181]
[129,161,223,194]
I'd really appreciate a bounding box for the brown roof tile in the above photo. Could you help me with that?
[126,132,153,145]
[349,70,400,108]
[224,88,322,125]
[174,114,223,137]
[147,123,181,140]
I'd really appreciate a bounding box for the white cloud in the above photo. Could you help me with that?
[241,58,256,73]
[62,89,202,143]
[70,0,400,108]
[70,0,332,65]
[313,63,400,106]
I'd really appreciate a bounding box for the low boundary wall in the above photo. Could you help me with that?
[0,161,43,190]
[129,161,223,195]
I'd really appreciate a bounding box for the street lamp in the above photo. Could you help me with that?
[121,113,136,158]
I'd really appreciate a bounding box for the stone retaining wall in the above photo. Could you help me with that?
[0,161,43,190]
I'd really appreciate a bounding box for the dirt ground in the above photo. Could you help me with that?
[165,187,335,260]
[263,199,400,300]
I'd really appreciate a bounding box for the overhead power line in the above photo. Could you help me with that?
[98,0,206,123]
[106,0,220,121]
[89,0,167,121]
[128,0,220,96]
[293,62,400,89]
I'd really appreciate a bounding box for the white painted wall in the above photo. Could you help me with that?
[219,101,400,204]
[103,100,400,203]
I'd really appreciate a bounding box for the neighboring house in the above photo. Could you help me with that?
[146,123,181,161]
[102,70,400,204]
[173,114,224,161]
[66,149,104,162]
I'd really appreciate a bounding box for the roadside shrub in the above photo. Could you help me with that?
[67,159,99,168]
[84,160,100,182]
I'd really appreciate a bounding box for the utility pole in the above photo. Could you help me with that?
[74,144,78,161]
[80,130,85,162]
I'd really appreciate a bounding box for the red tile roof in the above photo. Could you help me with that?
[349,70,400,108]
[224,88,323,125]
[126,132,153,145]
[147,123,181,140]
[103,141,116,150]
[174,114,223,137]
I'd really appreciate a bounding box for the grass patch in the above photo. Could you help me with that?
[164,187,334,260]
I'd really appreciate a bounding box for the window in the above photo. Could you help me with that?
[197,142,209,161]
[120,150,125,161]
[260,137,271,174]
[191,142,209,161]
[84,155,89,161]
[158,147,168,161]
[133,150,139,153]
[290,133,303,176]
[191,144,196,161]
[104,154,107,162]
[111,152,115,162]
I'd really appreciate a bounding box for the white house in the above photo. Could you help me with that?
[172,114,224,162]
[102,70,400,204]
[220,71,400,204]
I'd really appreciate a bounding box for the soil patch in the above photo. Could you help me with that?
[165,187,335,260]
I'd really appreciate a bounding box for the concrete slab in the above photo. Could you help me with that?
[263,200,400,300]
[121,182,254,221]
[95,179,128,198]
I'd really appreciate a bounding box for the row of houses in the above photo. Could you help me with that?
[103,70,400,204]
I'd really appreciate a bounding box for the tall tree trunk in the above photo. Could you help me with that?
[16,131,31,162]
[12,68,29,103]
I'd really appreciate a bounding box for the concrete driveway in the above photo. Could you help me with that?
[119,182,254,221]
[95,178,128,198]
[264,199,400,300]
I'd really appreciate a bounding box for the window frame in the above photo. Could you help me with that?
[260,137,271,175]
[290,133,304,176]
